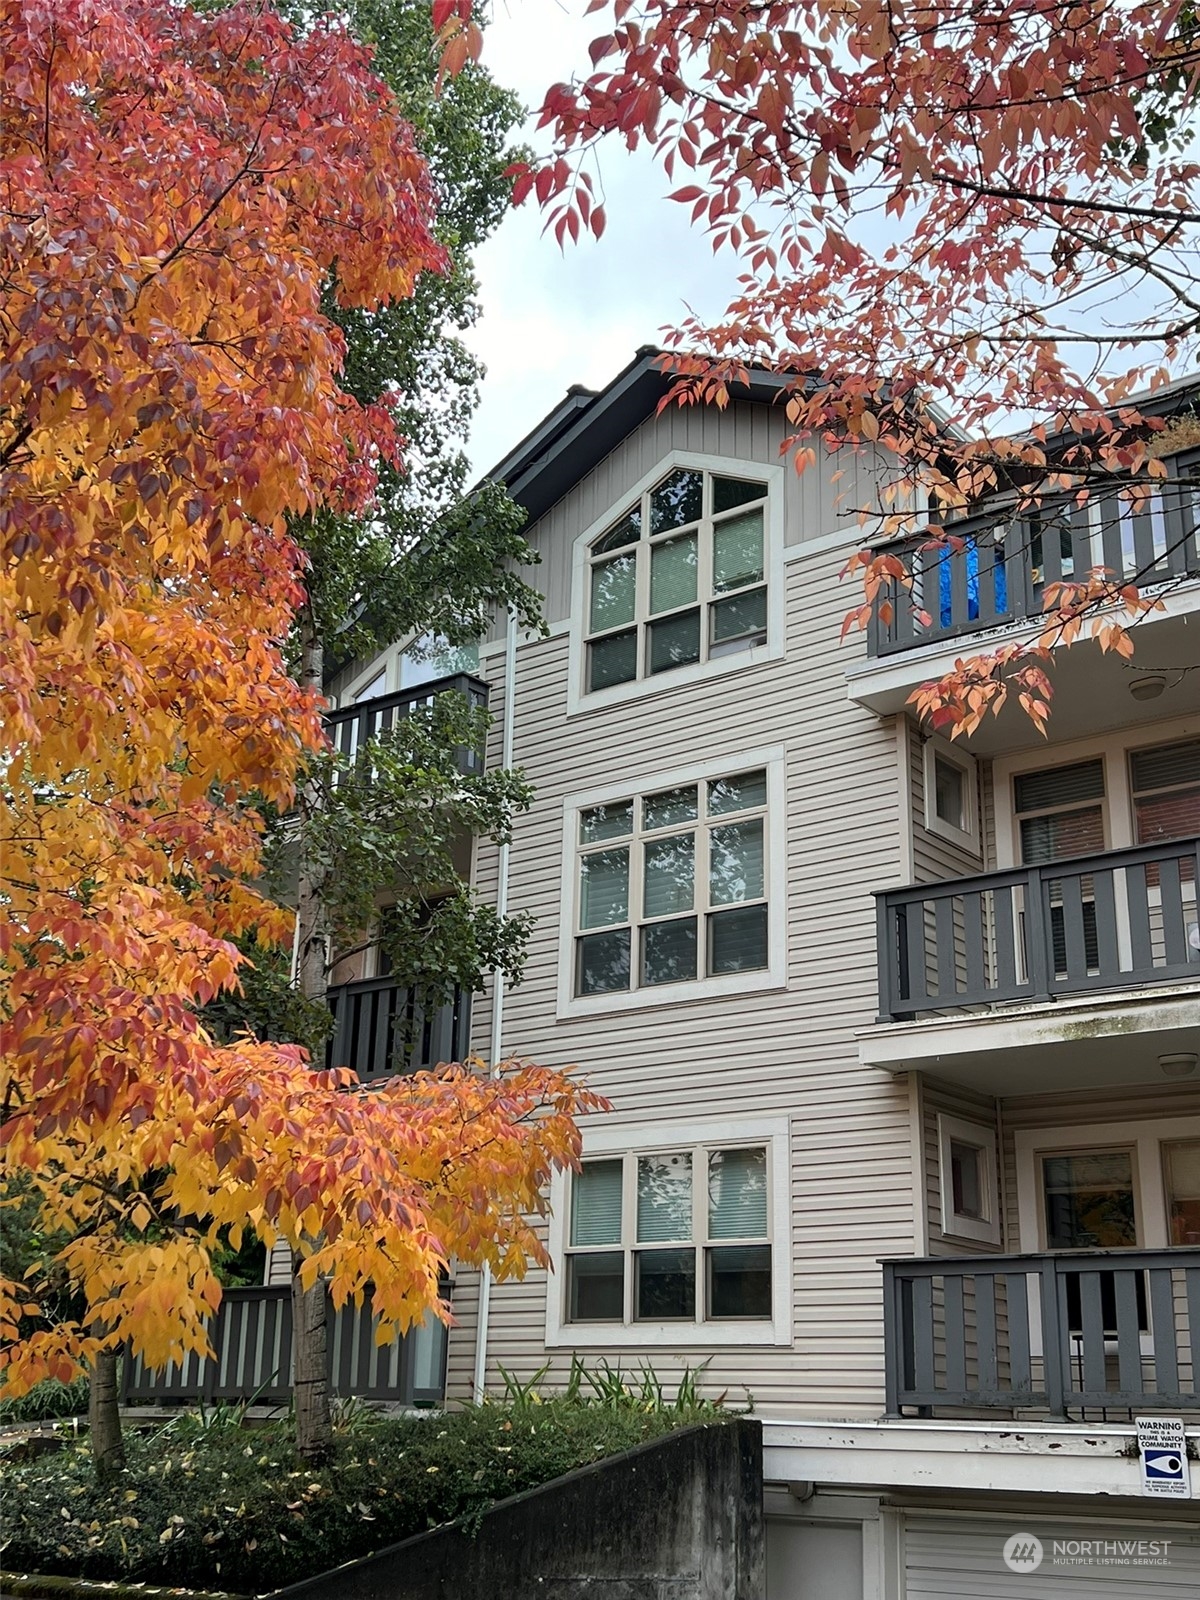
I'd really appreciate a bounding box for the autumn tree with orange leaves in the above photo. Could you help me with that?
[1,0,601,1475]
[436,0,1200,733]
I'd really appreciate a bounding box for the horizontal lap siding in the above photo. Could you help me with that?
[455,532,917,1419]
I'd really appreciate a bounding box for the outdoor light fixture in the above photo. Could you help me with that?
[1128,674,1167,701]
[1159,1053,1199,1078]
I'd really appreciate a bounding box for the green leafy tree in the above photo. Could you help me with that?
[264,0,542,1463]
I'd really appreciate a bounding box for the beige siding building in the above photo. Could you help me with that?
[328,352,1200,1597]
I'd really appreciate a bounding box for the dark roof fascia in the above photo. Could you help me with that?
[1005,374,1200,455]
[477,348,796,528]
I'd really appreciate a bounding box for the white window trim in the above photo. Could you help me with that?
[936,1113,1000,1246]
[545,1113,792,1349]
[338,634,484,708]
[993,712,1200,869]
[922,736,981,855]
[1014,1115,1200,1253]
[566,451,787,718]
[340,647,398,706]
[556,747,788,1018]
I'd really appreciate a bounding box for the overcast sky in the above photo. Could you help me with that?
[462,0,738,477]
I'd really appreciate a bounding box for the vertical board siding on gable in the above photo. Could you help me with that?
[450,533,917,1418]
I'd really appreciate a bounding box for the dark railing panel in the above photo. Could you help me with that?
[877,837,1200,1019]
[325,977,470,1081]
[884,1249,1200,1417]
[121,1284,449,1407]
[324,674,489,776]
[867,452,1200,657]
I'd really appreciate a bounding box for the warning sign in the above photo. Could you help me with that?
[1135,1417,1192,1499]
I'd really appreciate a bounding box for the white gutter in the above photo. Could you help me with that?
[472,607,517,1405]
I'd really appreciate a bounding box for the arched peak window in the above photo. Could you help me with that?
[586,467,770,694]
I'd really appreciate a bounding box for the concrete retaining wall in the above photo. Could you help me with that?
[269,1417,763,1600]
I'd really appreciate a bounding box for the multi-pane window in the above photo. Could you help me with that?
[566,1146,771,1325]
[574,770,769,996]
[586,468,769,693]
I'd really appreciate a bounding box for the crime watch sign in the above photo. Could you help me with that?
[1135,1417,1192,1498]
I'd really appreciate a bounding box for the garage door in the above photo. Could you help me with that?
[906,1513,1200,1600]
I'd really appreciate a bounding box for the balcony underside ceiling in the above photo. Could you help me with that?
[860,982,1200,1094]
[846,595,1200,754]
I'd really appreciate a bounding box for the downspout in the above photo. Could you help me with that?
[472,606,517,1405]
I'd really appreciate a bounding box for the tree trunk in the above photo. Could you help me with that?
[296,609,329,1016]
[292,608,334,1464]
[89,1348,125,1479]
[292,1259,331,1464]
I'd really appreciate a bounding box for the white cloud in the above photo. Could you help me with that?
[465,0,737,477]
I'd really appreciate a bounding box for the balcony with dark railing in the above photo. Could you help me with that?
[876,837,1200,1022]
[320,671,485,1081]
[324,672,489,775]
[865,454,1200,659]
[883,1249,1200,1419]
[122,1283,449,1408]
[324,976,471,1081]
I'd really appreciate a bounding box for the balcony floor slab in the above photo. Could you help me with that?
[845,585,1200,752]
[859,981,1200,1093]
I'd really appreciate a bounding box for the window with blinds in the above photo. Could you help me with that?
[574,768,770,997]
[1014,758,1106,975]
[1130,738,1200,849]
[565,1145,772,1326]
[1014,758,1106,865]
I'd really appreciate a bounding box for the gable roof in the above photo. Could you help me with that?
[481,351,1200,529]
[480,346,793,526]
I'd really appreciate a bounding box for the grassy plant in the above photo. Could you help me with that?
[515,1355,729,1415]
[0,1377,89,1425]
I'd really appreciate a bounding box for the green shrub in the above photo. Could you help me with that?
[0,1378,89,1425]
[0,1400,725,1593]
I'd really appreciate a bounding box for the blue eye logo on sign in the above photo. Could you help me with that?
[1145,1451,1185,1480]
[1136,1417,1192,1499]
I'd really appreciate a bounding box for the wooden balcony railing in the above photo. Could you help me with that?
[866,453,1200,657]
[325,976,470,1081]
[121,1284,449,1408]
[884,1249,1200,1418]
[324,673,489,775]
[876,837,1200,1021]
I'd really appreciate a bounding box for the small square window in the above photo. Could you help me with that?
[937,1114,999,1244]
[922,738,979,852]
[934,756,965,830]
[950,1140,984,1219]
